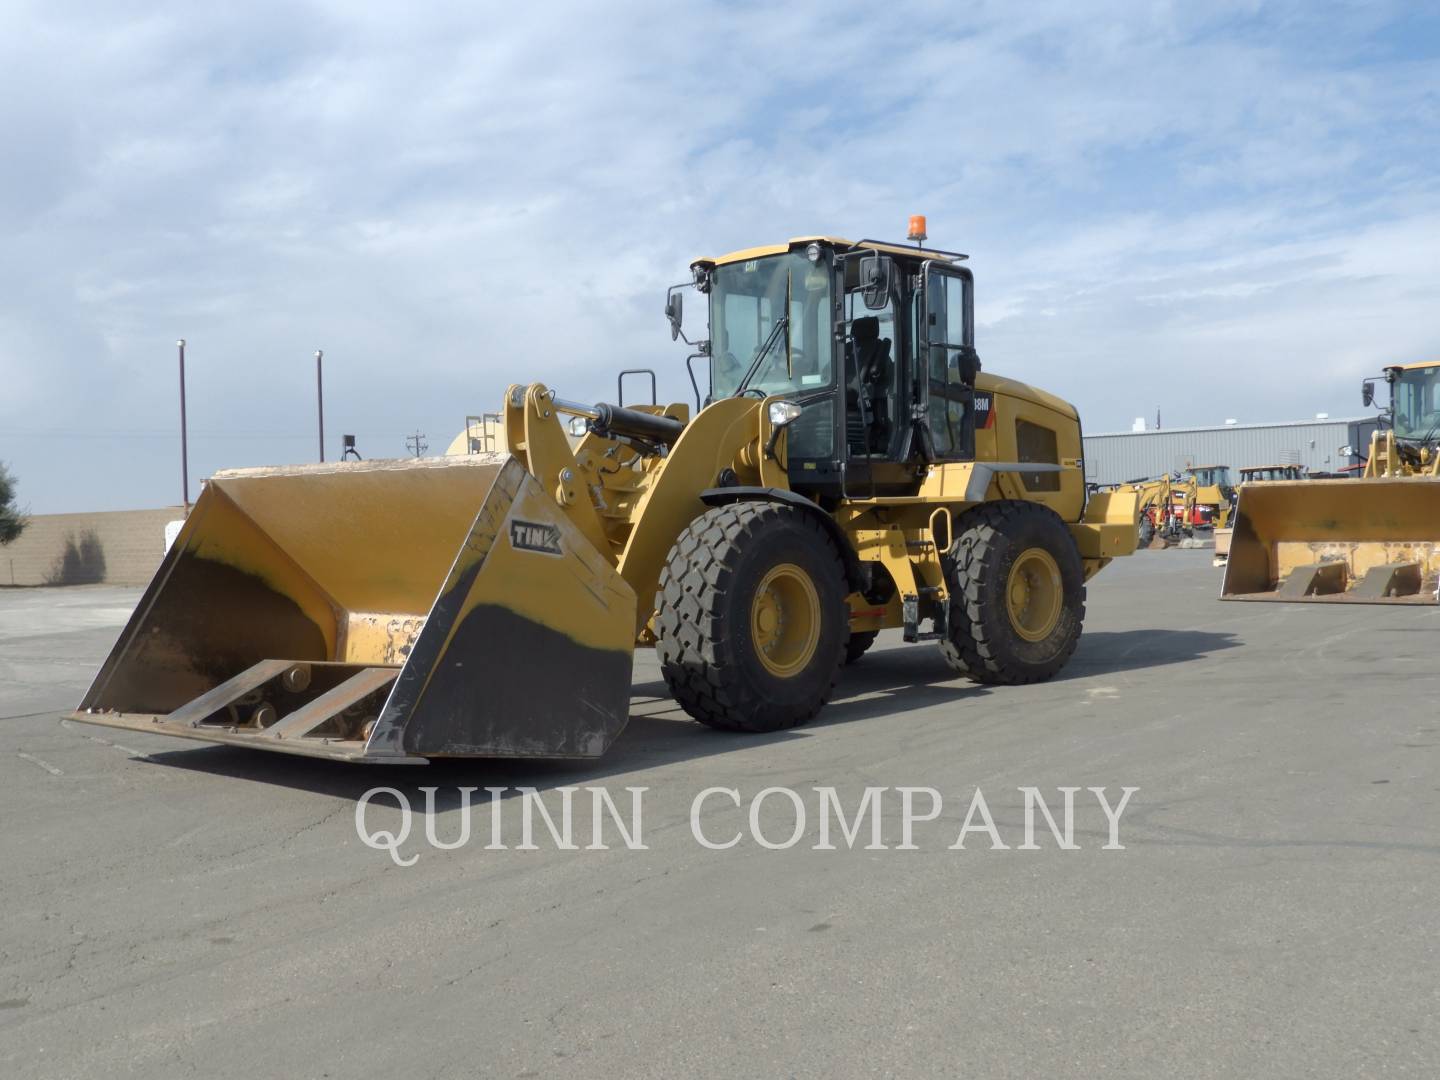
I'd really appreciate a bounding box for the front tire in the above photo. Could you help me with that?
[657,503,848,732]
[939,501,1086,685]
[844,630,878,665]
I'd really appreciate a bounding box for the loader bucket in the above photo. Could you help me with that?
[1221,478,1440,604]
[71,455,638,761]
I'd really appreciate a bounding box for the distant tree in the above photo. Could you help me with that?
[0,462,27,545]
[46,529,106,585]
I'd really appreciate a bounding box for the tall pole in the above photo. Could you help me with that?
[315,349,325,462]
[178,339,190,512]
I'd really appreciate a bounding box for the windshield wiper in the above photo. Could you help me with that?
[733,314,789,397]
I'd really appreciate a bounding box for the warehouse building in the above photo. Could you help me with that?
[1082,416,1379,486]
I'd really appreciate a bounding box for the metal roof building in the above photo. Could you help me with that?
[1082,416,1379,486]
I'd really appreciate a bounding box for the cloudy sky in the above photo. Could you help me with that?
[2,0,1437,513]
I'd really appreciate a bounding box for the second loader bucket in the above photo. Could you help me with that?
[1221,478,1440,604]
[71,455,637,761]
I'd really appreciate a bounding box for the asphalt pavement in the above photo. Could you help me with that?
[1,550,1437,1078]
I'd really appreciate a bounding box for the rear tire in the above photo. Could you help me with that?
[939,501,1086,685]
[844,630,878,665]
[657,503,848,732]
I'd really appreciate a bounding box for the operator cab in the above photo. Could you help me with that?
[1384,362,1440,443]
[1186,465,1236,501]
[688,227,978,501]
[1240,465,1302,483]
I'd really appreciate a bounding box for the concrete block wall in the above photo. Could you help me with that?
[0,507,185,587]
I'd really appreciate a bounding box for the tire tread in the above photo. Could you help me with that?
[939,500,1086,685]
[657,502,846,731]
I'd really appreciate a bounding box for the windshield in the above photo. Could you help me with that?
[1392,366,1440,440]
[710,253,834,398]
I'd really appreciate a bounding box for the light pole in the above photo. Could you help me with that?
[315,349,325,462]
[178,339,190,512]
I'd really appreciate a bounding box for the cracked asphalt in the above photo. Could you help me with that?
[1,550,1437,1078]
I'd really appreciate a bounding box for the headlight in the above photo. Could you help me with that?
[569,416,590,437]
[1339,444,1355,457]
[768,400,803,428]
[805,242,822,263]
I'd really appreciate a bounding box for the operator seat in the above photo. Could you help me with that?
[847,316,893,455]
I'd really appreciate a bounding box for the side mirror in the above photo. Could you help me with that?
[665,292,684,341]
[858,255,893,311]
[1362,380,1375,407]
[955,345,981,384]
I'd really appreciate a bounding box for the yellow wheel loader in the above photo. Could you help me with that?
[1110,474,1192,546]
[1222,360,1440,603]
[72,230,1138,762]
[1213,467,1299,566]
[1183,465,1234,529]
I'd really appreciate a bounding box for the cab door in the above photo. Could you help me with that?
[917,262,978,461]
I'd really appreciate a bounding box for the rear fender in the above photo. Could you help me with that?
[1070,488,1139,568]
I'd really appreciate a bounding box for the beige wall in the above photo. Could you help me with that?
[0,507,184,587]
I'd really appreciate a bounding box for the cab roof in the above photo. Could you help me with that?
[693,236,964,269]
[1395,359,1440,371]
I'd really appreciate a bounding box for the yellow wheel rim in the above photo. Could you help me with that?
[1005,548,1063,642]
[750,562,821,678]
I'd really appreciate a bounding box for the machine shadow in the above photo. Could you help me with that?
[134,646,987,804]
[129,630,1237,801]
[1062,628,1243,675]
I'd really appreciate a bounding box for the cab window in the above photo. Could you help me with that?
[920,269,972,460]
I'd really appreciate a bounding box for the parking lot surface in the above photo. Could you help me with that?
[1,551,1437,1078]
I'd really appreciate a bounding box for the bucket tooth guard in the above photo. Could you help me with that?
[70,455,638,761]
[1221,478,1440,605]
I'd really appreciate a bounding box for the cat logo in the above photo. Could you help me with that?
[508,520,563,556]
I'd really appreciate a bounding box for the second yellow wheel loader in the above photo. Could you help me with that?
[72,228,1138,762]
[1222,360,1440,603]
[1107,474,1194,546]
[1183,465,1234,529]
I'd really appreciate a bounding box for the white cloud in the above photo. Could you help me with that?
[0,0,1436,509]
